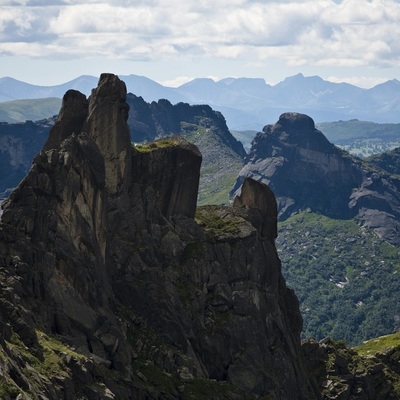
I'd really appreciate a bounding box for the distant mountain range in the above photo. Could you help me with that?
[1,73,399,129]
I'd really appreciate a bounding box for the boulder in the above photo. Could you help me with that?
[233,177,277,240]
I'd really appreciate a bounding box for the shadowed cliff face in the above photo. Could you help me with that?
[0,75,317,399]
[233,112,400,245]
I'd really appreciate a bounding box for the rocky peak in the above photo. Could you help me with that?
[84,73,132,195]
[269,112,333,152]
[274,111,315,133]
[233,112,400,244]
[43,73,132,196]
[234,112,361,219]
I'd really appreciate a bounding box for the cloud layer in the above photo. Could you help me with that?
[1,0,400,74]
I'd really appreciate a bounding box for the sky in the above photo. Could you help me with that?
[0,0,400,88]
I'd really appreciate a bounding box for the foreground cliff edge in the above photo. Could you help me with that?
[0,73,316,399]
[0,74,399,400]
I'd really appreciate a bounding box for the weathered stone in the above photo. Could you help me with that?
[178,366,194,382]
[83,73,132,196]
[233,177,277,240]
[0,75,320,399]
[43,90,88,151]
[133,137,202,219]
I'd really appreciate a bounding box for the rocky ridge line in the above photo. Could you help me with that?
[233,112,400,245]
[0,74,316,399]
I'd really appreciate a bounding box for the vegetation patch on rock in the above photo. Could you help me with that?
[195,205,255,240]
[134,136,185,153]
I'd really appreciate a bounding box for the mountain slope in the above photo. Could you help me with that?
[278,211,400,345]
[0,98,61,124]
[365,147,400,176]
[0,117,56,195]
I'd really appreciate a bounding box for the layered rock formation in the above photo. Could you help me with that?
[232,112,400,245]
[0,74,317,399]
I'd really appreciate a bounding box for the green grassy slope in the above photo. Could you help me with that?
[0,98,61,123]
[180,121,244,206]
[277,211,400,345]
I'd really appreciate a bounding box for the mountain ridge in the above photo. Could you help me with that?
[0,73,317,399]
[0,94,245,206]
[233,112,400,245]
[1,73,399,127]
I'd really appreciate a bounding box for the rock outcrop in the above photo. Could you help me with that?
[232,112,400,245]
[366,147,400,176]
[0,75,318,399]
[233,177,278,241]
[133,137,201,218]
[302,336,400,400]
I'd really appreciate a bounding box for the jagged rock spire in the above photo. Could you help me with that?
[43,89,88,151]
[43,73,133,196]
[83,73,132,195]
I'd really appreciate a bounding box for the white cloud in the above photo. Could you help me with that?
[0,0,400,72]
[0,8,34,38]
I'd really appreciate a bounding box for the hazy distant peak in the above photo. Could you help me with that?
[178,77,216,88]
[1,73,400,126]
